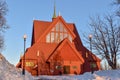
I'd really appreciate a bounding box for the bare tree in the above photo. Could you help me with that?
[0,0,8,51]
[88,15,120,69]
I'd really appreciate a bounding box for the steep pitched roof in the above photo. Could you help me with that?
[31,16,77,45]
[67,23,83,47]
[30,16,89,59]
[16,42,59,68]
[31,20,51,45]
[47,38,84,63]
[24,43,58,60]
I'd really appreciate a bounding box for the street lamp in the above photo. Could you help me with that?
[89,34,92,52]
[22,34,27,75]
[89,34,94,74]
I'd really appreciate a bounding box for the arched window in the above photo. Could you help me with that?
[46,22,72,43]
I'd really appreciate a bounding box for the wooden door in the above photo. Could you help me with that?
[63,66,70,74]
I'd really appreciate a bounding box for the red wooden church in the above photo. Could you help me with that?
[16,7,101,76]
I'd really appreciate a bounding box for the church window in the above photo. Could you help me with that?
[51,32,55,42]
[72,66,77,69]
[60,33,63,41]
[46,33,50,43]
[26,62,34,67]
[64,33,68,38]
[46,22,73,43]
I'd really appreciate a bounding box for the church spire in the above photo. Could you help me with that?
[52,1,57,19]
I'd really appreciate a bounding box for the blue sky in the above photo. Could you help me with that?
[3,0,115,65]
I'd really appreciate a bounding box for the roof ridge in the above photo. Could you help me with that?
[34,20,52,23]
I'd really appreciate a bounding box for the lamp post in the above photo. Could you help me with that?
[89,34,94,74]
[89,34,92,52]
[22,34,27,75]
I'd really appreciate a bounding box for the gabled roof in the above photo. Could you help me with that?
[47,38,84,63]
[31,20,51,45]
[31,16,77,45]
[24,42,58,60]
[16,42,59,68]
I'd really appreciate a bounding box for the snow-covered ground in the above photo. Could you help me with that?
[0,53,33,80]
[1,53,120,80]
[34,69,120,80]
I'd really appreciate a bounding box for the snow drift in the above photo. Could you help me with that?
[0,53,33,80]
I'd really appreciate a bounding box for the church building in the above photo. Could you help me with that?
[16,6,101,76]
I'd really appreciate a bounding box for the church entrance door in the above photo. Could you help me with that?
[63,66,70,74]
